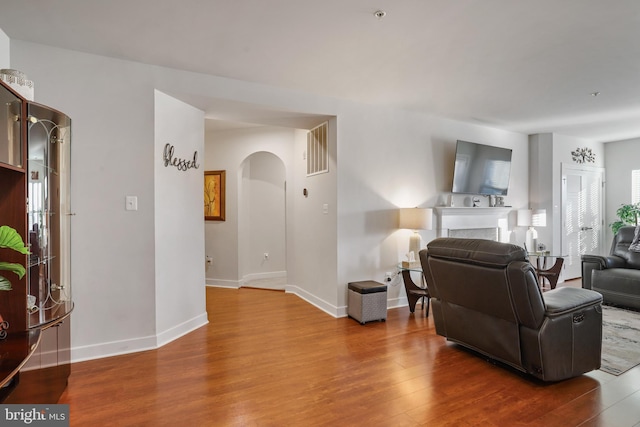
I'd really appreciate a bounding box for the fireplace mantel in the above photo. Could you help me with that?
[434,207,512,240]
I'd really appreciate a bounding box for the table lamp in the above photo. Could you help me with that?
[399,208,433,261]
[518,208,546,252]
[517,209,534,251]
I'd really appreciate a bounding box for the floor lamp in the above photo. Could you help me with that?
[399,208,433,261]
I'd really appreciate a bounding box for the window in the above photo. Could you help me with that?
[633,169,640,204]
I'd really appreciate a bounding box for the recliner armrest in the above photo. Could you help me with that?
[581,254,626,269]
[543,287,602,317]
[581,254,626,289]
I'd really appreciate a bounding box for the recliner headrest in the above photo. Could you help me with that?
[616,225,636,244]
[426,238,527,268]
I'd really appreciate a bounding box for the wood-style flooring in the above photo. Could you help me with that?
[59,284,640,426]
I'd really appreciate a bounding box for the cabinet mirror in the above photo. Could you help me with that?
[27,103,71,327]
[0,86,22,168]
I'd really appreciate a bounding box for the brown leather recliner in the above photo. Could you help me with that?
[582,225,640,310]
[420,238,603,382]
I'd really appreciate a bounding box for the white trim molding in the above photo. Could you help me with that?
[434,207,511,241]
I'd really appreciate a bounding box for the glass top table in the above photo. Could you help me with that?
[527,253,566,290]
[397,264,430,317]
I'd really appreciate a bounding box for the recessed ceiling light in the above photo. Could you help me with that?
[374,10,386,19]
[591,92,600,97]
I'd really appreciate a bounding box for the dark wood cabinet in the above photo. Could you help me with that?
[0,79,72,403]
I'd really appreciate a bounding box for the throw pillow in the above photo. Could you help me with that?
[629,225,640,252]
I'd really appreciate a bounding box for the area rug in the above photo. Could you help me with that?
[600,305,640,375]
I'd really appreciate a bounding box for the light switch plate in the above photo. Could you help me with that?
[125,196,138,211]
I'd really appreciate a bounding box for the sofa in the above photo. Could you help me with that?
[420,238,603,382]
[582,225,640,311]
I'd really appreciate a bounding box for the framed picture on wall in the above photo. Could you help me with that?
[204,170,226,221]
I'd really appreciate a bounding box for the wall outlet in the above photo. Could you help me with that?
[384,272,393,283]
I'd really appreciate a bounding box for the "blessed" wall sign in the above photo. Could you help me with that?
[163,143,199,171]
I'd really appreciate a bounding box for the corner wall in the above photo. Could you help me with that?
[154,90,208,345]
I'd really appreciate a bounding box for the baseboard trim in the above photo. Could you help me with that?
[242,271,287,281]
[388,296,408,310]
[206,278,240,288]
[284,285,409,319]
[285,285,341,318]
[156,312,209,348]
[71,312,209,363]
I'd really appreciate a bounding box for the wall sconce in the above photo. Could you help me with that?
[398,208,433,261]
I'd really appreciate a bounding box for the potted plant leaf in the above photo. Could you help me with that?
[610,202,640,235]
[0,225,30,291]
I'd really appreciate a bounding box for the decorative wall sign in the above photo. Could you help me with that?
[571,147,596,164]
[163,143,200,171]
[204,170,226,221]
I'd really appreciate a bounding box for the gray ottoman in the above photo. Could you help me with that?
[347,281,387,324]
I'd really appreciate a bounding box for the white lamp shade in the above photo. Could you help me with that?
[399,208,433,230]
[532,209,547,227]
[517,209,532,227]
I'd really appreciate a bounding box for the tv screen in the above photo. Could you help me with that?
[451,140,512,196]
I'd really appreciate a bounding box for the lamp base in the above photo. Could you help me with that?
[409,231,422,261]
[525,227,538,252]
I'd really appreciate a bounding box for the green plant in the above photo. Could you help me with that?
[0,225,30,291]
[610,203,640,235]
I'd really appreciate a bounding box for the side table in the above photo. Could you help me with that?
[528,253,565,290]
[398,264,430,317]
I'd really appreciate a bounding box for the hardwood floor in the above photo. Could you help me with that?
[59,285,640,426]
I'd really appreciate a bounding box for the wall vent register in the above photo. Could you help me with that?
[306,121,328,176]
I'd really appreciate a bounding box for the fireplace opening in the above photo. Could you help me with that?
[449,228,499,241]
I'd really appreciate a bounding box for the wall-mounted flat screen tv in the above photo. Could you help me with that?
[451,140,512,196]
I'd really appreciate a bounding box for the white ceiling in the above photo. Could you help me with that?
[2,0,640,141]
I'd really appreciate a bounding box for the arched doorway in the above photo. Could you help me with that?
[238,151,287,290]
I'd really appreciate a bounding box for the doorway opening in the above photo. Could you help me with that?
[238,152,287,290]
[561,163,605,280]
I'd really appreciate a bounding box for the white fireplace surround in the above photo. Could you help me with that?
[434,207,511,242]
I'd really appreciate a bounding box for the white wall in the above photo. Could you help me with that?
[529,133,604,255]
[10,37,532,359]
[336,111,529,310]
[154,90,207,345]
[604,137,640,244]
[290,120,338,312]
[0,28,8,68]
[11,42,160,360]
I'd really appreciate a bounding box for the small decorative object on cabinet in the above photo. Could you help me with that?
[0,79,73,404]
